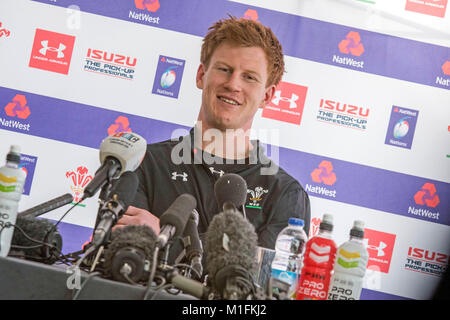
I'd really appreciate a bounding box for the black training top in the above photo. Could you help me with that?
[132,128,310,252]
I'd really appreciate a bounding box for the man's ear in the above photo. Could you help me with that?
[196,64,205,89]
[259,84,276,108]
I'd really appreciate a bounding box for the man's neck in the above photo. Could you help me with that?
[194,122,253,160]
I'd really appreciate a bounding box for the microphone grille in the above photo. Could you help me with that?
[103,225,157,281]
[214,173,248,209]
[205,210,258,283]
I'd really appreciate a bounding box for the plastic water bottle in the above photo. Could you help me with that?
[328,220,369,300]
[296,213,337,300]
[271,217,308,298]
[0,145,26,257]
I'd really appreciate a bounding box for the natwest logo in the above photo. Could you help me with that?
[66,166,93,204]
[130,0,161,24]
[4,94,30,119]
[408,183,440,222]
[339,31,364,56]
[243,9,258,21]
[305,160,337,199]
[29,29,75,75]
[363,228,396,274]
[108,116,132,136]
[405,246,448,277]
[311,160,337,186]
[414,183,440,207]
[1,94,31,133]
[436,60,450,87]
[135,0,160,12]
[333,31,365,69]
[262,81,308,125]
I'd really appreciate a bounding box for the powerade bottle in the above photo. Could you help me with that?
[0,145,26,257]
[296,213,337,300]
[328,220,369,300]
[271,218,308,298]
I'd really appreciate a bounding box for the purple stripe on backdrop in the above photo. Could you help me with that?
[31,0,450,90]
[0,86,187,148]
[51,220,93,254]
[1,85,449,227]
[360,288,411,300]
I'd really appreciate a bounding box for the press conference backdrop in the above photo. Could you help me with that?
[0,0,449,300]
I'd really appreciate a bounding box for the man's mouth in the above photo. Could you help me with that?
[218,96,241,106]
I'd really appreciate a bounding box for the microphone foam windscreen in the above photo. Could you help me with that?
[111,171,139,209]
[159,193,197,238]
[103,225,157,278]
[11,216,62,263]
[205,210,258,284]
[214,173,248,209]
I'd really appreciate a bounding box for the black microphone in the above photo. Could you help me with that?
[18,193,73,218]
[214,173,248,215]
[103,225,157,284]
[9,216,63,264]
[157,194,197,249]
[184,209,203,279]
[205,209,258,300]
[92,171,139,247]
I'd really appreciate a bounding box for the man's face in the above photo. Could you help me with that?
[196,42,275,131]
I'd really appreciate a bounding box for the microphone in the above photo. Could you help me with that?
[82,132,146,200]
[214,173,248,215]
[205,209,258,300]
[103,225,157,284]
[18,193,73,218]
[92,171,139,247]
[157,194,197,249]
[184,209,203,280]
[10,216,63,264]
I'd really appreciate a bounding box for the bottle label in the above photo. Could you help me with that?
[0,184,16,193]
[328,274,363,300]
[296,272,329,300]
[337,257,359,269]
[271,268,298,297]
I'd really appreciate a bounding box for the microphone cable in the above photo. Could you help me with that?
[0,197,85,265]
[71,271,102,300]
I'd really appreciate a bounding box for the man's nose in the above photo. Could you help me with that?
[223,72,242,92]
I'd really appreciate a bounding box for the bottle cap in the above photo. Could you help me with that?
[350,220,365,238]
[319,213,333,231]
[288,218,304,227]
[6,145,21,164]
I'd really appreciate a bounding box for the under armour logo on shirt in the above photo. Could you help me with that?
[209,167,225,177]
[171,171,188,181]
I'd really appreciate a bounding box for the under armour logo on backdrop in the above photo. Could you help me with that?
[39,41,66,58]
[171,171,188,181]
[272,90,299,109]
